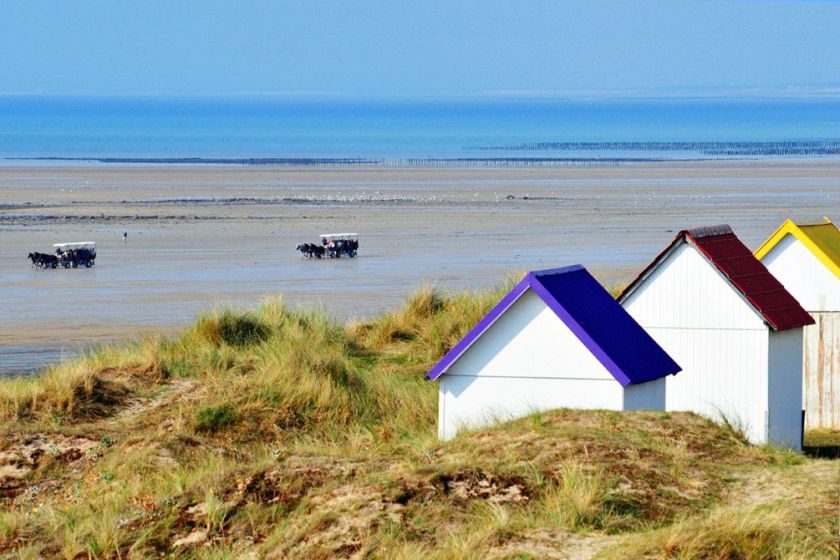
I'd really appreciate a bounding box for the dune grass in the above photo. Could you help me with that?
[0,279,837,558]
[0,338,166,422]
[804,429,840,459]
[601,488,839,560]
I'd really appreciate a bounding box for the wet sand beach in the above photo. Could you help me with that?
[2,160,839,374]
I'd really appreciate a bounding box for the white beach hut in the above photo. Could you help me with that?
[427,265,681,441]
[618,225,814,449]
[755,217,840,429]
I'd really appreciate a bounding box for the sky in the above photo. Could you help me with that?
[1,1,839,97]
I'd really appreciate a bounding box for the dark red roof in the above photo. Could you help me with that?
[619,225,814,331]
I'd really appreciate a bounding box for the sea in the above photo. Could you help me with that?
[2,95,840,161]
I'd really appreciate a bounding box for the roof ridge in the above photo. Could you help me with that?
[685,224,733,239]
[530,264,584,276]
[797,216,833,227]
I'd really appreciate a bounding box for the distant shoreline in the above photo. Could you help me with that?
[5,156,672,166]
[8,138,840,166]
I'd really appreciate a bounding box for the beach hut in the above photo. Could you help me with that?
[427,265,682,441]
[755,217,840,429]
[618,225,814,449]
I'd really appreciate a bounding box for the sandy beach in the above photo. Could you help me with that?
[2,160,839,374]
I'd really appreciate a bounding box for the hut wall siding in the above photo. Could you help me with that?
[803,312,840,429]
[762,234,840,312]
[768,328,805,450]
[649,326,769,444]
[623,242,774,445]
[438,376,623,441]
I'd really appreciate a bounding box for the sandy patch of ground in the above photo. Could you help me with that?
[492,530,621,560]
[725,459,839,511]
[279,484,403,560]
[0,433,99,501]
[114,377,200,422]
[0,376,203,507]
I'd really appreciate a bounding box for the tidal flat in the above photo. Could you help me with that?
[2,160,839,374]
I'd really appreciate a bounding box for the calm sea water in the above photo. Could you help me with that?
[2,96,840,161]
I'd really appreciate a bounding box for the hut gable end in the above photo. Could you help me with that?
[762,234,840,311]
[428,265,682,386]
[757,218,840,430]
[446,289,613,381]
[619,225,811,447]
[622,242,766,331]
[757,219,840,312]
[619,225,813,331]
[756,218,840,281]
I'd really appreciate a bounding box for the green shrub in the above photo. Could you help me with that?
[195,310,271,348]
[194,404,240,433]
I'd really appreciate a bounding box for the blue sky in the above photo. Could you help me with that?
[1,1,838,97]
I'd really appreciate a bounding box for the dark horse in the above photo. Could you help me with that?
[296,243,324,259]
[28,252,58,268]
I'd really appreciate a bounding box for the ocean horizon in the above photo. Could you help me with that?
[3,95,840,163]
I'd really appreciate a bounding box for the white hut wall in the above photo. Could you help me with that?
[437,289,624,441]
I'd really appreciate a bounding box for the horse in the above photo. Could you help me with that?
[296,243,313,258]
[296,243,321,259]
[42,253,58,268]
[28,252,58,268]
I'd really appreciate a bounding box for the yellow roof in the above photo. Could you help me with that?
[754,217,840,279]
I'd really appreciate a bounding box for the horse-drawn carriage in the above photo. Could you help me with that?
[297,233,359,259]
[28,242,96,269]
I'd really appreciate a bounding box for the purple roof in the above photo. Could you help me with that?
[427,265,681,386]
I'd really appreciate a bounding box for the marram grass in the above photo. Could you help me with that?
[0,281,836,558]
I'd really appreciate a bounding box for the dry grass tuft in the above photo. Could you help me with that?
[602,503,837,559]
[541,462,609,530]
[0,337,166,422]
[804,428,840,458]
